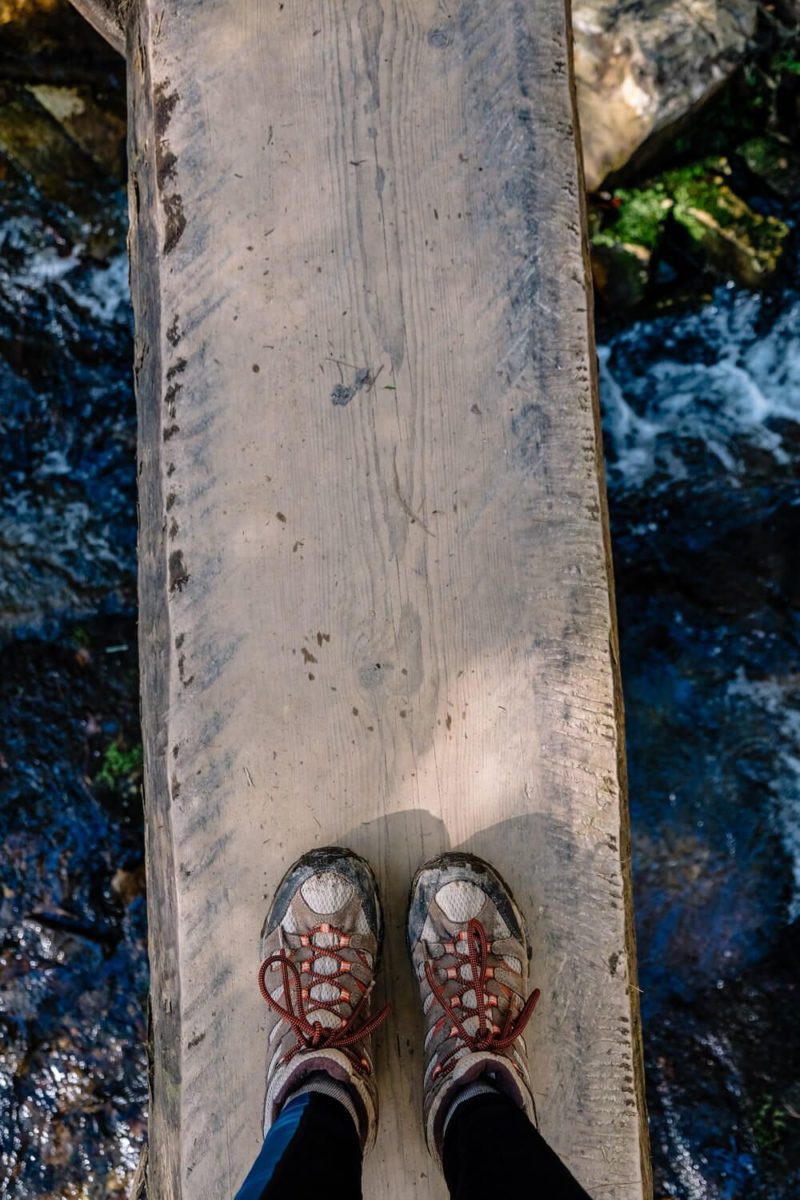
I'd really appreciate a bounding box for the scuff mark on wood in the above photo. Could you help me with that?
[330,366,374,407]
[153,82,185,253]
[169,549,189,593]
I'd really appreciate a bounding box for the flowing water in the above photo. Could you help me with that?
[0,11,145,1195]
[0,10,798,1197]
[601,282,800,1197]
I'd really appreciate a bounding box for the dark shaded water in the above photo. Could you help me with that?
[0,10,145,1195]
[0,617,147,1194]
[1,9,798,1198]
[602,286,800,1196]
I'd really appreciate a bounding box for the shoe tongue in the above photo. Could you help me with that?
[462,1015,482,1037]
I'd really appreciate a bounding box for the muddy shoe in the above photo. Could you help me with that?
[259,846,389,1152]
[407,852,540,1165]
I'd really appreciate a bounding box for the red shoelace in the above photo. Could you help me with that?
[258,923,390,1072]
[425,917,540,1076]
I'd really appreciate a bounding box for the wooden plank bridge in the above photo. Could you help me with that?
[71,2,652,1197]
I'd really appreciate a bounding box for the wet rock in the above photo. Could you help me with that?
[574,0,758,190]
[0,83,125,253]
[591,240,652,309]
[25,82,126,179]
[775,0,800,21]
[111,864,146,907]
[0,82,94,195]
[0,617,147,1196]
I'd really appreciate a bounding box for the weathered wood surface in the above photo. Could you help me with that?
[107,0,653,1196]
[69,0,126,55]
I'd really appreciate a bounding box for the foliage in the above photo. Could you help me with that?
[95,739,143,792]
[593,187,671,251]
[752,1094,789,1156]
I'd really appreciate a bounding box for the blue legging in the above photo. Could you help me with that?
[234,1089,594,1200]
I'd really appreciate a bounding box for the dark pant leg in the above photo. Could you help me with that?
[233,1092,363,1200]
[442,1092,594,1200]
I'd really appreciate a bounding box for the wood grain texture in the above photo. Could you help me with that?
[122,1,652,1196]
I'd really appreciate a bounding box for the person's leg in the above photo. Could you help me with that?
[407,852,594,1200]
[233,1091,362,1200]
[442,1090,593,1200]
[233,846,389,1200]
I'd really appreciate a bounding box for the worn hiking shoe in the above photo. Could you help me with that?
[407,852,540,1165]
[258,847,389,1152]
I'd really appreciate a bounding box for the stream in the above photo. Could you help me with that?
[601,283,800,1197]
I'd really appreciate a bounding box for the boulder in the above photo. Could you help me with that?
[573,0,758,190]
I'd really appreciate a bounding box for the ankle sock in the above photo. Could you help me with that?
[283,1072,361,1141]
[441,1078,501,1139]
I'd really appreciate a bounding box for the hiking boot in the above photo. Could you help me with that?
[258,846,389,1152]
[407,852,540,1165]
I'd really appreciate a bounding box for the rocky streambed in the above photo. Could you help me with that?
[0,5,145,1195]
[0,2,798,1197]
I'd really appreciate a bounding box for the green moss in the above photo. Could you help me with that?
[739,136,778,177]
[670,160,788,277]
[592,156,789,286]
[96,740,143,791]
[657,158,736,226]
[666,160,768,249]
[770,48,800,78]
[593,185,672,251]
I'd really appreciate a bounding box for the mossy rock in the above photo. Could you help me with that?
[737,134,800,199]
[590,183,669,309]
[591,156,789,295]
[667,159,789,285]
